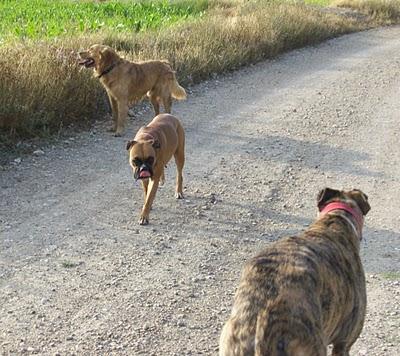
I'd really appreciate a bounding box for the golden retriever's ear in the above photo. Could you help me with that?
[126,140,136,150]
[100,47,117,66]
[152,140,161,149]
[317,188,341,211]
[350,190,371,215]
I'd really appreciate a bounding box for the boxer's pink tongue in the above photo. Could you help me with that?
[139,170,151,178]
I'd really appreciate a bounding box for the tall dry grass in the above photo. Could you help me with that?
[0,44,104,138]
[121,2,360,81]
[1,0,398,144]
[333,0,400,24]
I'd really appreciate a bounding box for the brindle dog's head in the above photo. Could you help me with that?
[317,188,370,216]
[126,139,161,180]
[78,44,120,74]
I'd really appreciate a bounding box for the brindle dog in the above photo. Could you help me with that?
[219,188,370,356]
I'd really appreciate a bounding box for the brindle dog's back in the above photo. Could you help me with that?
[220,189,369,356]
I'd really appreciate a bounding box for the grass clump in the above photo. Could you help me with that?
[333,0,400,23]
[61,260,78,268]
[381,271,400,280]
[303,0,332,5]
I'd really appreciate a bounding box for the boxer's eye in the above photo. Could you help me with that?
[146,157,154,165]
[133,158,142,166]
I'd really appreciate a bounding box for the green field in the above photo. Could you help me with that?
[0,0,208,42]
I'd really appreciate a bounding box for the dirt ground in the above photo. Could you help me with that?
[1,26,400,355]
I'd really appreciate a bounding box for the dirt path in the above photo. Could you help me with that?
[1,26,400,355]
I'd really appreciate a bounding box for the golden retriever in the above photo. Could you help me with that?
[79,44,186,136]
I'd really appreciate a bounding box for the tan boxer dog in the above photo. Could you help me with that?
[220,188,370,356]
[126,114,185,225]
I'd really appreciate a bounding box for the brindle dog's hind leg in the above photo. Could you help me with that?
[332,343,350,356]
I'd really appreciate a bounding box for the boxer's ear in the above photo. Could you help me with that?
[126,140,136,150]
[152,140,161,149]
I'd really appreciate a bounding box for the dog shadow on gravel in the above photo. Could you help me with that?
[195,129,384,179]
[360,227,400,273]
[259,135,384,179]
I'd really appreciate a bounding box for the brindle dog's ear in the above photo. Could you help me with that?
[350,190,371,215]
[317,188,341,211]
[152,140,161,149]
[126,140,136,150]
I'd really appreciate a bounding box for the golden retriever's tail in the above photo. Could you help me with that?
[170,74,187,100]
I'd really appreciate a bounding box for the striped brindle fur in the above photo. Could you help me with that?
[220,188,370,356]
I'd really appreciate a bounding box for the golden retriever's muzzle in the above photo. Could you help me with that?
[78,52,95,68]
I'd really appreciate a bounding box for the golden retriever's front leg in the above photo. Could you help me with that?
[139,178,160,225]
[107,93,118,132]
[162,95,172,114]
[115,101,129,136]
[149,94,160,116]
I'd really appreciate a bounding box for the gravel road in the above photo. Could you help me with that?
[1,26,400,355]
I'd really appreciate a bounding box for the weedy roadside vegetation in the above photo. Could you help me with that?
[61,260,79,268]
[381,271,400,280]
[333,0,400,24]
[1,0,399,145]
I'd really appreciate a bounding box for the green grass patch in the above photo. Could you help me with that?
[61,260,79,268]
[381,271,400,280]
[0,0,208,42]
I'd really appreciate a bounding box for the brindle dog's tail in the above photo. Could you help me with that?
[254,308,326,356]
[220,303,326,356]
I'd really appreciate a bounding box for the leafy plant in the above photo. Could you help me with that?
[0,0,208,41]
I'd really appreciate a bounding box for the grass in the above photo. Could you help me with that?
[303,0,332,5]
[381,271,400,280]
[61,260,79,268]
[0,0,208,42]
[0,43,104,138]
[333,0,400,24]
[1,0,400,146]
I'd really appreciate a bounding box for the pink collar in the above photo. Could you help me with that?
[319,202,364,239]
